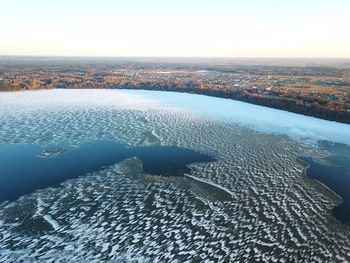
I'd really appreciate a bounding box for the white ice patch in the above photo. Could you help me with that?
[2,89,349,145]
[185,174,235,197]
[43,215,60,230]
[34,197,44,217]
[124,90,350,145]
[0,89,162,111]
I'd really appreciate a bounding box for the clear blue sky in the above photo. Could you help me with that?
[1,0,349,57]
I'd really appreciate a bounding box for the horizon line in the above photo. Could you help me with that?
[1,55,350,60]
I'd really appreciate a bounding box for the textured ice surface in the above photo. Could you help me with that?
[124,90,350,145]
[0,89,350,262]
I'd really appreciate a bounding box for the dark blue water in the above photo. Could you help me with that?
[300,142,350,226]
[0,140,215,202]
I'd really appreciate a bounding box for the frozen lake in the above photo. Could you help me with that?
[0,89,349,262]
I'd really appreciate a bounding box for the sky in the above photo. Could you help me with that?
[1,0,349,58]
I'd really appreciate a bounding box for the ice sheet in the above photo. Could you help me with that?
[0,89,349,262]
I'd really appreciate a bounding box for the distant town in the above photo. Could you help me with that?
[1,57,350,124]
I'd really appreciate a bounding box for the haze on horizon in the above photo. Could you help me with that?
[1,0,350,58]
